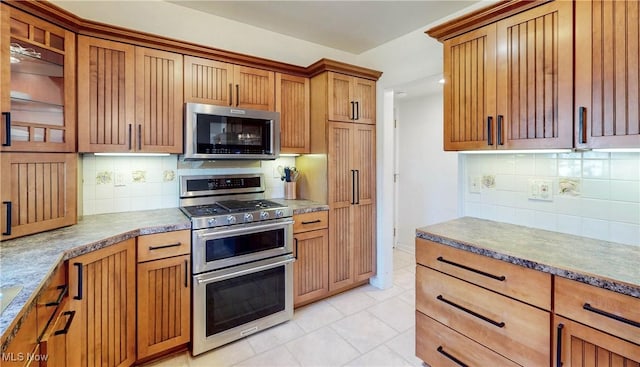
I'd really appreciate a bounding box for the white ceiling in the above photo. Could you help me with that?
[167,1,478,54]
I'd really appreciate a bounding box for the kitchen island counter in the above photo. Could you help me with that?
[417,217,640,299]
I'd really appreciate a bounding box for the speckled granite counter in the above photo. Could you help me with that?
[416,217,640,299]
[271,199,329,214]
[0,208,190,346]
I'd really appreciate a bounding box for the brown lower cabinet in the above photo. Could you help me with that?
[136,230,191,360]
[554,316,640,367]
[293,211,329,307]
[67,239,136,367]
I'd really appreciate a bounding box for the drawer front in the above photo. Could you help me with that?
[417,265,550,367]
[138,230,190,262]
[416,238,551,310]
[293,211,328,233]
[555,276,640,345]
[417,311,521,367]
[36,263,67,339]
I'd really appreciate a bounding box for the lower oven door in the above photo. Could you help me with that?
[192,218,294,274]
[192,254,295,356]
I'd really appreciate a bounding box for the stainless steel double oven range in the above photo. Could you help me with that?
[179,174,294,356]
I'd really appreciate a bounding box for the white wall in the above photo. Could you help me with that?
[394,93,459,252]
[462,152,640,246]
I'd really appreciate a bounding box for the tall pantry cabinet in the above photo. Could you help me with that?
[300,64,380,293]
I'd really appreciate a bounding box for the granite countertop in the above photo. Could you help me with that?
[416,217,640,299]
[0,208,190,342]
[272,199,329,214]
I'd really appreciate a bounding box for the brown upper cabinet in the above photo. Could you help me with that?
[184,55,275,111]
[277,73,310,154]
[0,4,76,152]
[1,152,77,240]
[328,72,376,124]
[439,1,573,151]
[77,36,183,153]
[574,0,640,149]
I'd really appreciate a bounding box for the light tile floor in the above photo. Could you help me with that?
[146,249,420,367]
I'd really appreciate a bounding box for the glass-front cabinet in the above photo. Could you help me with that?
[0,4,75,152]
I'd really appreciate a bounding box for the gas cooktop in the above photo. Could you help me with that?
[181,199,285,217]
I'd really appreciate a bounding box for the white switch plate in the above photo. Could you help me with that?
[528,179,553,201]
[469,176,481,193]
[114,172,126,187]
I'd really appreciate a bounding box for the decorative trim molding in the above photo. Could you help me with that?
[5,0,382,80]
[425,0,552,42]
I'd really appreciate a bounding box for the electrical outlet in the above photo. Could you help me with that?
[528,179,553,201]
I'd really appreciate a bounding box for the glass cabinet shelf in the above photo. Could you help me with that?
[11,51,63,78]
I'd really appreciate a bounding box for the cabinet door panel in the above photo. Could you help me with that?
[353,124,375,204]
[328,122,354,206]
[293,229,329,306]
[575,0,640,148]
[353,78,375,124]
[137,255,190,359]
[443,25,496,150]
[135,48,183,153]
[555,317,640,367]
[183,56,232,106]
[77,36,135,152]
[1,153,76,240]
[353,202,375,282]
[329,206,352,291]
[277,73,310,153]
[328,72,354,122]
[234,65,274,111]
[496,0,573,149]
[2,6,76,153]
[69,239,136,367]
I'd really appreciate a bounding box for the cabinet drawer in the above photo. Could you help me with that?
[416,238,551,310]
[417,311,520,367]
[137,230,190,262]
[36,263,67,341]
[555,276,640,345]
[416,265,550,367]
[293,211,328,233]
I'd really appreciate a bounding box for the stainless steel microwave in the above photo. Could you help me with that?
[183,103,280,160]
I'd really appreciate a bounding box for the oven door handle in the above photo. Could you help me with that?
[197,257,295,284]
[197,219,294,238]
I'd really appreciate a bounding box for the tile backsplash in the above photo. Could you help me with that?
[81,155,296,216]
[462,152,640,246]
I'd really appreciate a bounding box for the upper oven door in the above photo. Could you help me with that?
[184,103,280,160]
[192,218,293,274]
